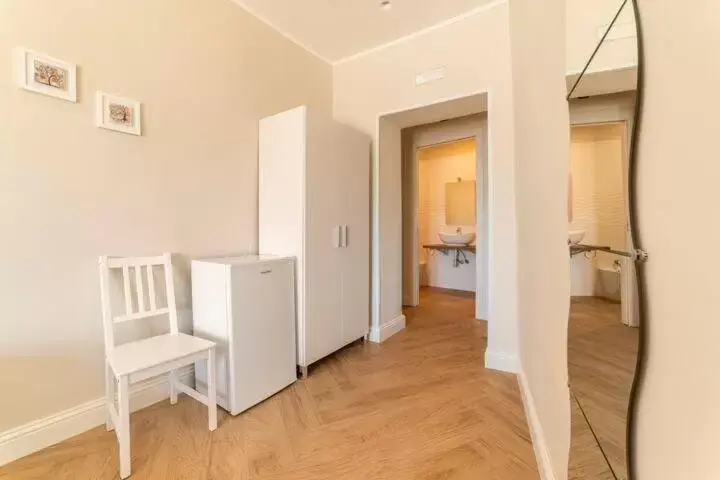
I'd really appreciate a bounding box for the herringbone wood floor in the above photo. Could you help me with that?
[0,287,538,480]
[568,297,639,480]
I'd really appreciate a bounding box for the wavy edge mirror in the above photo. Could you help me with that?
[625,1,646,479]
[566,1,647,479]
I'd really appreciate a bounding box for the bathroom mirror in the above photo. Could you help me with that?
[566,1,644,479]
[445,180,476,225]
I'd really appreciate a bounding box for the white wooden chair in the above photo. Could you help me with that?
[99,253,217,479]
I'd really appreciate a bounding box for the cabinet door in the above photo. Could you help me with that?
[340,128,371,343]
[304,112,344,365]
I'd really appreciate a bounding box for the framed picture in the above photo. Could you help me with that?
[15,48,77,102]
[96,91,142,136]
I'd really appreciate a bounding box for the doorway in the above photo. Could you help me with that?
[373,91,517,372]
[401,116,488,319]
[567,120,640,479]
[569,121,637,328]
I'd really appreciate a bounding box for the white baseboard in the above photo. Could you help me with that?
[369,314,406,343]
[518,368,556,480]
[0,366,193,467]
[484,350,519,373]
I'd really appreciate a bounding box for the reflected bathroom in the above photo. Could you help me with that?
[566,1,642,478]
[567,109,640,480]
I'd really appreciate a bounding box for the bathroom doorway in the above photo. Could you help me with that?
[372,91,508,365]
[569,121,637,327]
[401,114,488,318]
[567,119,640,479]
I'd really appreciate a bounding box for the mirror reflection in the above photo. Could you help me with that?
[566,1,640,479]
[445,179,476,226]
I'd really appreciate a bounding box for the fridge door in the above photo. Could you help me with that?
[230,258,297,414]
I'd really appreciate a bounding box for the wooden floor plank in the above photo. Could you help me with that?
[0,288,538,479]
[568,296,639,480]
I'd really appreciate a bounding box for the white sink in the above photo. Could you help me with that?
[439,232,476,246]
[569,230,585,244]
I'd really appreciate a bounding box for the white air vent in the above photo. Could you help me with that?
[415,67,445,86]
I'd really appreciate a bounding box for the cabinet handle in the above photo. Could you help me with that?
[260,269,272,274]
[342,225,349,247]
[333,225,341,248]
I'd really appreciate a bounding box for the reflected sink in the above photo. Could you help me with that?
[569,230,585,244]
[439,232,476,246]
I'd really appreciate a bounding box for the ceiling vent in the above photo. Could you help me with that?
[415,67,446,86]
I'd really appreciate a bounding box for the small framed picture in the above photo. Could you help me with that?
[15,48,77,102]
[96,91,142,136]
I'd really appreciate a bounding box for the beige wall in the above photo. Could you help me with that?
[570,92,636,131]
[333,2,520,366]
[635,0,720,478]
[510,0,571,478]
[0,0,331,432]
[567,0,637,74]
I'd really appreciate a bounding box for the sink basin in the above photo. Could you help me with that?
[569,230,585,244]
[439,232,476,246]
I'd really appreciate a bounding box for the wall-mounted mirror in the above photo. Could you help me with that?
[445,180,476,225]
[566,1,643,479]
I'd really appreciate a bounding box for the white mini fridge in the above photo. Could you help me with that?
[191,255,297,415]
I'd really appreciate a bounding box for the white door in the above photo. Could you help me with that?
[620,122,639,328]
[304,113,344,365]
[621,226,640,327]
[340,128,371,344]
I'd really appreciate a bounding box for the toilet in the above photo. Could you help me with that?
[596,264,621,301]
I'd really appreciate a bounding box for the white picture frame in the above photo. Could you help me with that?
[96,91,142,136]
[15,48,77,102]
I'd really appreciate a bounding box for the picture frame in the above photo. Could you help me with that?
[15,48,77,102]
[95,91,142,136]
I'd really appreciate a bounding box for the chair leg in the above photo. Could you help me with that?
[169,369,178,405]
[207,348,217,431]
[118,375,131,479]
[105,361,115,431]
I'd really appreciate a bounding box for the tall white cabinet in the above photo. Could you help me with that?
[259,105,370,376]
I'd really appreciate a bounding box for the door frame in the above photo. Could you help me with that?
[569,93,638,328]
[403,119,488,319]
[570,118,638,328]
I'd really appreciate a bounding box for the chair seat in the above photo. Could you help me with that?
[108,333,215,377]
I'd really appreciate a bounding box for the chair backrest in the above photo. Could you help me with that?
[98,253,179,352]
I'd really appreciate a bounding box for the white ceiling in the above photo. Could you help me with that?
[232,0,502,63]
